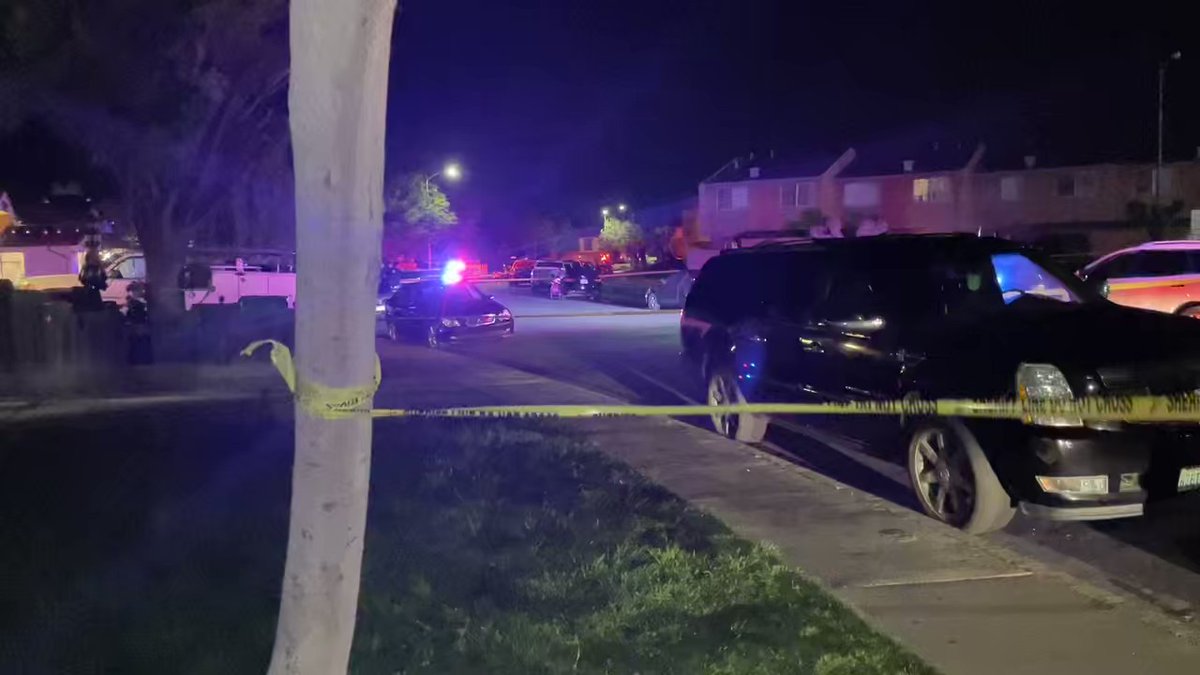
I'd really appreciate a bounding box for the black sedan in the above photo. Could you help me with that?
[383,279,514,347]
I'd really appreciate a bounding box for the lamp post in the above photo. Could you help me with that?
[1155,52,1182,204]
[422,162,462,268]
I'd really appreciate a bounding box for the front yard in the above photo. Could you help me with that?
[0,407,933,674]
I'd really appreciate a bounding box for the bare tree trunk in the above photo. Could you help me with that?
[268,1,397,674]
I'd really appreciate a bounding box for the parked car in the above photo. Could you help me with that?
[506,258,535,285]
[681,234,1200,533]
[383,278,513,347]
[529,260,564,295]
[561,260,601,299]
[1078,241,1200,317]
[599,269,693,309]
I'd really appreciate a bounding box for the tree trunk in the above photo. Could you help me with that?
[268,1,396,674]
[134,198,187,362]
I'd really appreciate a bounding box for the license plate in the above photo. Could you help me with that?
[1179,466,1200,492]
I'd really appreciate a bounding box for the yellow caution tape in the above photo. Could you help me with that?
[242,340,1200,423]
[242,340,380,419]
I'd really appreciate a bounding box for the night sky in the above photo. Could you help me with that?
[387,0,1197,227]
[3,0,1195,234]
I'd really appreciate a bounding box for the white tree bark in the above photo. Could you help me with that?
[268,1,397,674]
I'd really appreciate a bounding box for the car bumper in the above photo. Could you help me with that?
[439,320,514,341]
[970,420,1200,518]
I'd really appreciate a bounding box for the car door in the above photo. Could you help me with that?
[805,261,907,402]
[756,253,833,401]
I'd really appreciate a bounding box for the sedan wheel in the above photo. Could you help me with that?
[706,366,767,442]
[906,421,1014,533]
[646,290,661,310]
[386,322,399,342]
[426,325,440,349]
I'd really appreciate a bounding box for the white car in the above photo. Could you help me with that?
[529,260,564,296]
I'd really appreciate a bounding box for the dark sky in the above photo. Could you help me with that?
[387,0,1197,226]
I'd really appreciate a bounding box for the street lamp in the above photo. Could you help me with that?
[1156,51,1182,204]
[601,207,611,217]
[618,204,627,213]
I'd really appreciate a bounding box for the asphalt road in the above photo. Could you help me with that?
[384,284,1200,621]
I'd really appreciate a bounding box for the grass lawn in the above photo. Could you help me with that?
[0,406,934,674]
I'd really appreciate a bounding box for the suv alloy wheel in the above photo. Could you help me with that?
[906,420,1015,533]
[706,365,768,443]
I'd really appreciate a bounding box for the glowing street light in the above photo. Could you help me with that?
[443,162,462,181]
[601,207,611,217]
[618,204,627,212]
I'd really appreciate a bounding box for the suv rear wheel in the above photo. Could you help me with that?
[706,365,768,443]
[906,420,1014,534]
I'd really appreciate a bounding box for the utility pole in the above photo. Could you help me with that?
[1156,51,1182,204]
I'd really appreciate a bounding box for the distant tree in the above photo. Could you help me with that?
[383,173,458,264]
[787,208,827,232]
[385,173,458,235]
[1127,199,1185,240]
[0,0,291,345]
[599,214,643,252]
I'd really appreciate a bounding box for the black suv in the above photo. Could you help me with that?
[681,235,1200,533]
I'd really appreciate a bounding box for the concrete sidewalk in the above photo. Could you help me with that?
[377,341,1200,675]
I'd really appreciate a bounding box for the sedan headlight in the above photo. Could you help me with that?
[375,302,386,314]
[1016,363,1082,427]
[441,317,461,327]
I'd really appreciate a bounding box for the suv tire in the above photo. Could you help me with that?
[706,365,768,443]
[906,419,1015,534]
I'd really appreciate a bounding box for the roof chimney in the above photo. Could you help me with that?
[902,160,915,173]
[748,167,761,179]
[1023,155,1037,169]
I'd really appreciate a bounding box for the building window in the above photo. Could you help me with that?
[912,176,952,203]
[1000,176,1022,202]
[732,186,748,209]
[1055,175,1076,198]
[843,181,880,208]
[780,182,814,209]
[1056,172,1097,198]
[716,187,732,211]
[716,186,748,211]
[1077,171,1097,197]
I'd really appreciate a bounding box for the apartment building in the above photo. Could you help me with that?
[695,145,1200,255]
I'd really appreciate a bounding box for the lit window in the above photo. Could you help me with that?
[913,176,952,203]
[1000,176,1021,202]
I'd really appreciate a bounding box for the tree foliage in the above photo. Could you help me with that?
[384,172,458,238]
[1127,199,1186,240]
[598,214,643,251]
[1,0,292,318]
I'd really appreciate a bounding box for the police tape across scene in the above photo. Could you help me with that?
[243,341,1200,422]
[361,395,1200,422]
